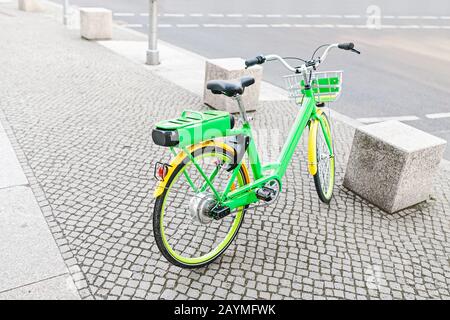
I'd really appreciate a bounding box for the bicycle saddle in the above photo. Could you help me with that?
[207,76,255,97]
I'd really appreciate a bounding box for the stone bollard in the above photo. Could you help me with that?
[79,8,112,40]
[203,58,263,113]
[18,0,43,12]
[343,120,446,213]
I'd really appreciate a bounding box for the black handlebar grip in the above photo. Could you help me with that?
[245,57,259,68]
[245,55,266,68]
[338,43,355,50]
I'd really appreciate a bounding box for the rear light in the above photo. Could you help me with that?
[154,162,171,181]
[157,166,167,179]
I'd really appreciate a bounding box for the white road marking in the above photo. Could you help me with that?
[379,25,397,29]
[399,25,420,29]
[313,24,334,28]
[357,116,420,123]
[246,24,269,28]
[425,113,450,119]
[324,14,343,18]
[158,24,173,28]
[164,13,185,17]
[271,24,292,28]
[144,13,450,22]
[203,24,242,28]
[144,23,449,30]
[118,12,450,30]
[125,24,143,28]
[397,15,418,19]
[113,13,135,17]
[176,24,200,28]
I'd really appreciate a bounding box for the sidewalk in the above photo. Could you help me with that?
[0,2,449,300]
[0,121,79,299]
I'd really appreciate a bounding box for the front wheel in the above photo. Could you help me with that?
[153,142,250,268]
[312,113,335,203]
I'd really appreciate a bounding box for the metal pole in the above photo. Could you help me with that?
[63,0,69,25]
[146,0,160,65]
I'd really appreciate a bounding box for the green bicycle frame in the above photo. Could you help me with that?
[179,86,334,211]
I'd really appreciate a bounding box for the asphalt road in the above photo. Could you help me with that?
[58,0,450,159]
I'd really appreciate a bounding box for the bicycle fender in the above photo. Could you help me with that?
[308,119,319,176]
[308,109,324,176]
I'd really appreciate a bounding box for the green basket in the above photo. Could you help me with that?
[284,70,343,103]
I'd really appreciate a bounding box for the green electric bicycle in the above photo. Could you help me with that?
[152,42,360,268]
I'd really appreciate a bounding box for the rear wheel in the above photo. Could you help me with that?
[153,144,250,268]
[313,113,335,203]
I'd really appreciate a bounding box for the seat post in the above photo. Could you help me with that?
[234,95,249,123]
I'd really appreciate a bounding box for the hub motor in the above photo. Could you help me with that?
[189,192,216,224]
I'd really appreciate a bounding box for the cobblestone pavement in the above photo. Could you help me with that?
[0,7,449,300]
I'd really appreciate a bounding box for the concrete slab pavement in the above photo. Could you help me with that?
[0,122,27,189]
[0,274,79,300]
[0,186,65,290]
[0,104,79,299]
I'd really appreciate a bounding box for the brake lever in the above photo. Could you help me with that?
[351,48,361,54]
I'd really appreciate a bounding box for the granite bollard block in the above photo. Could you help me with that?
[18,0,43,12]
[343,120,446,213]
[80,8,112,40]
[203,58,262,113]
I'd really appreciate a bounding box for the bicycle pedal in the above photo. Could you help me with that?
[255,187,276,202]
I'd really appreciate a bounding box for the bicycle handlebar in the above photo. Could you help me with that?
[245,42,360,72]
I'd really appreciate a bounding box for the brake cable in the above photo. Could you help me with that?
[282,56,307,63]
[311,44,330,59]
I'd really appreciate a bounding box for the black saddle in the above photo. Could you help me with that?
[206,76,255,97]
